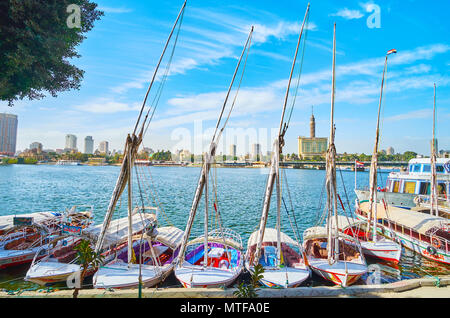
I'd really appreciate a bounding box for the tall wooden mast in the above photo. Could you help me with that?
[430,83,438,216]
[368,49,396,242]
[252,3,310,266]
[94,1,187,253]
[325,22,339,265]
[176,27,254,267]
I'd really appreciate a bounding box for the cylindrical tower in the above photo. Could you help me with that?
[310,106,315,138]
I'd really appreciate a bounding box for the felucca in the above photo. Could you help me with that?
[340,49,402,263]
[174,27,254,289]
[92,1,188,290]
[303,23,367,287]
[0,206,93,270]
[244,3,311,289]
[25,211,155,286]
[355,84,450,265]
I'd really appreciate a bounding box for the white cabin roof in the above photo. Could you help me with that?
[84,213,156,247]
[247,228,298,247]
[0,211,61,232]
[303,226,327,240]
[149,226,184,249]
[409,158,449,165]
[358,201,448,235]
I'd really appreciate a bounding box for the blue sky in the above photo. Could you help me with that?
[1,0,449,156]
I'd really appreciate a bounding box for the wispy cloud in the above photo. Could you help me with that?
[109,8,317,96]
[98,6,133,14]
[403,64,432,75]
[153,42,450,131]
[330,8,364,20]
[74,98,140,114]
[385,109,432,122]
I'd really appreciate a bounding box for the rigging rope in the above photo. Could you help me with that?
[211,28,253,145]
[214,29,253,145]
[143,8,186,138]
[132,1,186,136]
[284,11,310,131]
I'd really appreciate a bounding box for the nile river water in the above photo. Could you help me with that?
[0,164,449,290]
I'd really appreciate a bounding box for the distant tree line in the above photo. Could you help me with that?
[282,151,418,162]
[150,150,172,162]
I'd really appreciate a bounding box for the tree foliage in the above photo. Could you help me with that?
[150,150,172,161]
[72,239,104,298]
[0,0,103,105]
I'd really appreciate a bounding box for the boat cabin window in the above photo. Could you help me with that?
[436,165,444,173]
[403,181,416,194]
[419,182,430,195]
[392,180,401,193]
[412,164,421,173]
[422,164,431,173]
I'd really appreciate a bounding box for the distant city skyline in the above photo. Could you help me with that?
[1,1,449,156]
[5,126,450,158]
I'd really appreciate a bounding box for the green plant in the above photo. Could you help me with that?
[234,264,265,298]
[234,281,257,298]
[72,239,104,298]
[251,264,265,288]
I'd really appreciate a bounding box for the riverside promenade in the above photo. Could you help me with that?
[1,275,448,298]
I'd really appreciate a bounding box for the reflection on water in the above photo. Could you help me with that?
[0,165,448,291]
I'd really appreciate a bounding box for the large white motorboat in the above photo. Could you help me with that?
[355,158,450,217]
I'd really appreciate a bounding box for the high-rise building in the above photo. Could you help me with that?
[229,144,237,158]
[65,134,77,151]
[0,113,18,156]
[29,142,43,152]
[297,108,328,160]
[99,141,109,155]
[251,143,261,160]
[84,136,94,154]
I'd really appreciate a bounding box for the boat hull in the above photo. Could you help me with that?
[175,262,242,288]
[308,259,367,287]
[343,238,402,263]
[25,262,97,285]
[354,210,450,265]
[245,261,310,288]
[0,249,46,269]
[93,262,173,289]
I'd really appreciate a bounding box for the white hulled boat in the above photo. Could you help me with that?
[303,23,367,287]
[244,4,311,289]
[174,26,254,289]
[0,206,93,270]
[94,225,183,289]
[345,48,402,263]
[25,212,155,285]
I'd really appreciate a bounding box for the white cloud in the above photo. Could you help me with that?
[74,98,140,114]
[109,8,317,96]
[98,6,133,14]
[150,42,450,132]
[403,64,432,75]
[389,44,450,66]
[250,21,317,43]
[330,8,364,20]
[385,109,432,122]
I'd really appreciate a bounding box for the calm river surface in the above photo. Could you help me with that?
[0,164,448,290]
